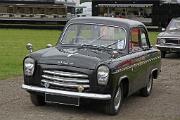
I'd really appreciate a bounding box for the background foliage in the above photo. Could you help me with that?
[0,28,158,80]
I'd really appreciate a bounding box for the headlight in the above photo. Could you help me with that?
[24,57,35,76]
[157,38,166,44]
[97,65,109,85]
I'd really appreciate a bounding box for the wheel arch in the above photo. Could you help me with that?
[118,76,129,98]
[151,68,158,79]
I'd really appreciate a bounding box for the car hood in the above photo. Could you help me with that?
[30,47,112,70]
[158,31,180,38]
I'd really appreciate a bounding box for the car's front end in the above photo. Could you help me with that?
[22,48,114,106]
[155,18,180,58]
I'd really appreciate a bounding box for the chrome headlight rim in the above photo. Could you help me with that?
[158,38,166,45]
[97,65,110,85]
[24,57,35,76]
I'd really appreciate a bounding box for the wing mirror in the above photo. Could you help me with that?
[111,51,119,58]
[46,44,52,48]
[26,43,33,53]
[142,46,149,51]
[162,28,166,32]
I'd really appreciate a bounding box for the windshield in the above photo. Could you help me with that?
[167,19,180,31]
[60,24,127,49]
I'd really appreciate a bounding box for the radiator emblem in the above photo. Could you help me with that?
[44,83,50,88]
[77,86,84,92]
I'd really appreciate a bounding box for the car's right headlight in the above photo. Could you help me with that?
[97,65,109,85]
[24,57,35,76]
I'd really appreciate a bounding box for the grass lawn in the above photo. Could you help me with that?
[0,29,60,80]
[149,32,159,45]
[0,29,159,80]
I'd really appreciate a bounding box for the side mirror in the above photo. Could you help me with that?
[26,43,33,53]
[46,44,52,48]
[162,28,166,32]
[142,46,149,51]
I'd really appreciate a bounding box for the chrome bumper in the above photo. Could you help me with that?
[22,84,111,100]
[155,44,180,49]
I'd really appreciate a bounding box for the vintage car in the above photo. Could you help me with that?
[156,17,180,58]
[22,17,161,115]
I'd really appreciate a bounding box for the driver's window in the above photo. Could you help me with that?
[130,28,142,52]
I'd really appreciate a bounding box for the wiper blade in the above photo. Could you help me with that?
[89,34,104,44]
[106,40,124,48]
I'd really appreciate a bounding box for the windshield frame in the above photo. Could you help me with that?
[58,23,127,50]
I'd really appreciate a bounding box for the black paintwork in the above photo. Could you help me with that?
[23,17,161,100]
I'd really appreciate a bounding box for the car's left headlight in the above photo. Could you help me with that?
[24,57,35,76]
[157,38,166,45]
[97,65,109,85]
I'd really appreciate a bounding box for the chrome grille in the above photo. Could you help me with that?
[43,70,88,78]
[41,70,90,91]
[165,38,180,45]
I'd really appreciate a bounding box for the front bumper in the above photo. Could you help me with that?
[155,44,180,52]
[22,84,111,100]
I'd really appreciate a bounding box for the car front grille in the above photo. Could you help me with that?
[41,70,90,91]
[165,38,180,45]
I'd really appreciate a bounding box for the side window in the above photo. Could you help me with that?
[130,28,142,52]
[140,28,149,49]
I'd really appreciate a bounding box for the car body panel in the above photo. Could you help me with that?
[22,17,161,107]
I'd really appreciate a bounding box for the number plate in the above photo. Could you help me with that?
[45,93,80,106]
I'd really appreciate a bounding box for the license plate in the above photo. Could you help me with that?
[45,93,80,106]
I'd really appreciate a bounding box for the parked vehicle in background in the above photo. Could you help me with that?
[22,17,161,115]
[156,17,180,58]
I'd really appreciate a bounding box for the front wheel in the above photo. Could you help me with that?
[140,75,153,97]
[104,84,123,115]
[30,94,46,106]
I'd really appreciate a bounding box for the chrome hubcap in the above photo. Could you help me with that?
[114,87,122,111]
[147,76,153,93]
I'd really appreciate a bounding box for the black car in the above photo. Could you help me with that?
[156,18,180,58]
[22,17,161,115]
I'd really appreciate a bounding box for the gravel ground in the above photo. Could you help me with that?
[0,54,180,120]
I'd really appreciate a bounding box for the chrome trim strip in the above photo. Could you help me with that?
[41,79,90,88]
[43,70,88,78]
[42,75,89,83]
[155,44,180,49]
[22,84,111,100]
[157,37,180,39]
[112,56,160,74]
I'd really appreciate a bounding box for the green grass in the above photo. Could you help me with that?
[0,29,60,80]
[0,29,159,80]
[149,32,159,45]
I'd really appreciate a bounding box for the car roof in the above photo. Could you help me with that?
[67,17,145,28]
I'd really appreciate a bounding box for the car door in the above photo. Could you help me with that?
[129,27,148,92]
[139,27,151,88]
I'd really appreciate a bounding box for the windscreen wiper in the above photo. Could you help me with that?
[89,34,105,44]
[78,44,98,49]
